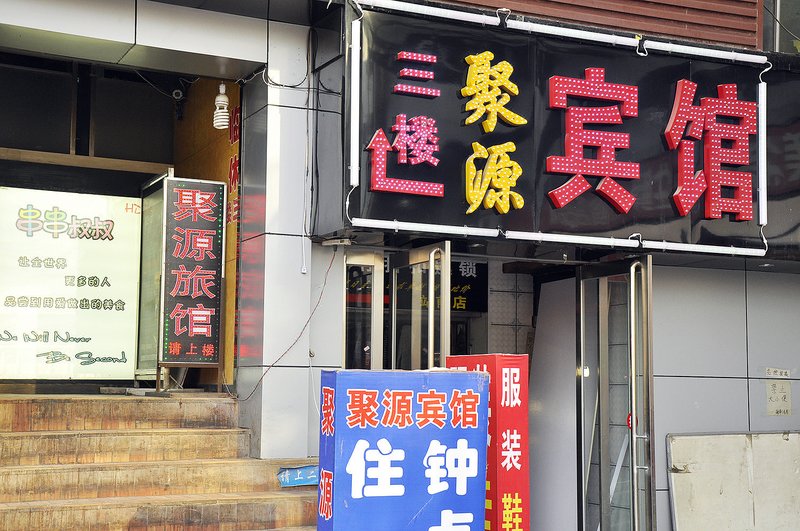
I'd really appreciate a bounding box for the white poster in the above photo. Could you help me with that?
[0,187,141,379]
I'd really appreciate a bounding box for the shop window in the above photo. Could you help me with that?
[765,0,800,53]
[0,65,72,153]
[93,78,174,163]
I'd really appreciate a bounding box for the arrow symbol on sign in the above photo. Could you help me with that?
[365,128,444,197]
[367,129,392,191]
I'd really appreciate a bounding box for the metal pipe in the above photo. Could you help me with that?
[428,248,437,370]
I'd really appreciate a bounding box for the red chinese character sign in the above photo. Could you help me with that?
[160,178,226,365]
[447,354,530,531]
[547,68,639,214]
[318,370,489,531]
[665,81,757,221]
[366,51,444,198]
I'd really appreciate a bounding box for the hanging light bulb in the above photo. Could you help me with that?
[213,83,229,129]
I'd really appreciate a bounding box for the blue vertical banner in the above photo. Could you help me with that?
[318,370,489,530]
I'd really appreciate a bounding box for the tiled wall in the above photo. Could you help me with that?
[487,261,535,354]
[652,266,800,530]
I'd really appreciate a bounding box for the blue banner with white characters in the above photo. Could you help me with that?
[278,465,319,487]
[318,370,489,531]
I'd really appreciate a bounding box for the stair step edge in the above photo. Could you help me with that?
[0,457,267,471]
[0,490,318,510]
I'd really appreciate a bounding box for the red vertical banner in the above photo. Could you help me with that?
[447,354,530,531]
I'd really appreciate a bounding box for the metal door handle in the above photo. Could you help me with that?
[629,261,643,531]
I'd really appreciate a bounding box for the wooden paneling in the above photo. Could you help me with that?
[450,0,763,49]
[173,78,241,385]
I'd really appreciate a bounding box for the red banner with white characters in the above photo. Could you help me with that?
[447,354,530,531]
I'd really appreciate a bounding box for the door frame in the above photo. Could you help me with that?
[389,241,451,369]
[344,249,385,370]
[577,256,655,530]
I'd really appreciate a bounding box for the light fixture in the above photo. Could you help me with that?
[213,83,229,130]
[349,19,362,187]
[351,217,500,238]
[640,239,767,257]
[758,80,768,226]
[504,230,641,249]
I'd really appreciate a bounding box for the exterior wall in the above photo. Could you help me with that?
[651,266,800,530]
[449,0,763,49]
[238,20,348,458]
[488,262,535,354]
[528,278,578,530]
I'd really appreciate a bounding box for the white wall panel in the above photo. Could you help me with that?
[136,1,266,61]
[745,271,800,377]
[265,105,313,235]
[0,0,135,62]
[308,246,345,368]
[529,278,578,531]
[656,489,673,530]
[262,233,312,367]
[652,376,749,490]
[0,0,134,42]
[267,21,312,109]
[653,267,747,377]
[258,367,310,458]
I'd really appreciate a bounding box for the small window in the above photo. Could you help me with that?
[766,0,800,53]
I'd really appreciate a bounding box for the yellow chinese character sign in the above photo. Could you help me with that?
[461,51,527,133]
[465,142,524,215]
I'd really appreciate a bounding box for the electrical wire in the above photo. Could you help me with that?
[239,247,338,402]
[134,70,177,99]
[765,3,800,44]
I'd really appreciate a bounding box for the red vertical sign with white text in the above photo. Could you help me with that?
[447,354,530,531]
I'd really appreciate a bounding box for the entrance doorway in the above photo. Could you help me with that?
[343,245,655,529]
[579,259,654,530]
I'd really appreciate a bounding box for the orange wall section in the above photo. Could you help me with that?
[173,78,241,385]
[447,0,763,50]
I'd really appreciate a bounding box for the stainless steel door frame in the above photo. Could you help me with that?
[389,242,451,369]
[578,256,654,531]
[344,250,385,370]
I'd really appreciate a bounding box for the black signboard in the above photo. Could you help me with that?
[354,10,766,252]
[159,177,226,365]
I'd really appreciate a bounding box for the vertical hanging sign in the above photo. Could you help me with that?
[318,370,489,531]
[447,354,531,531]
[159,177,226,365]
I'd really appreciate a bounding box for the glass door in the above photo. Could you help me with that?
[389,242,451,370]
[579,258,653,531]
[345,250,385,370]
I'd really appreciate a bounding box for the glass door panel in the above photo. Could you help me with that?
[345,251,384,370]
[390,242,451,370]
[580,259,652,531]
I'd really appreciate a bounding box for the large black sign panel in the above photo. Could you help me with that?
[355,11,765,251]
[160,178,226,364]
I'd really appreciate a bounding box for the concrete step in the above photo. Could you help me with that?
[0,394,237,432]
[0,458,316,502]
[0,428,249,466]
[0,490,317,530]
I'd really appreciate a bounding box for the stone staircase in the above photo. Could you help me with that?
[0,394,317,530]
